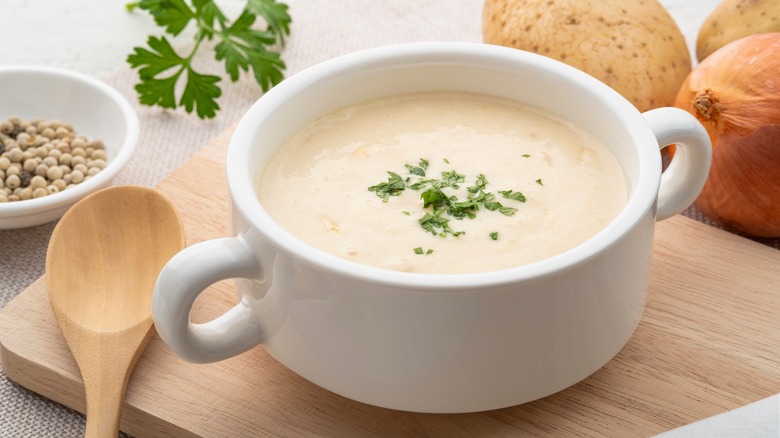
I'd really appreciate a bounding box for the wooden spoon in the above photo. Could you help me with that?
[46,186,185,437]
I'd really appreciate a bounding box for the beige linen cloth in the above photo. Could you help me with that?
[0,1,778,437]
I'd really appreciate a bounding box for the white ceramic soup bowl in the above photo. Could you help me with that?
[153,42,710,413]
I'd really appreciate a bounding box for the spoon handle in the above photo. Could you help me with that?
[71,325,153,438]
[83,372,126,438]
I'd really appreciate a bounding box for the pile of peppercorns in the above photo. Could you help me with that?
[0,117,107,202]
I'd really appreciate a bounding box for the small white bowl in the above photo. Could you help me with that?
[0,65,139,229]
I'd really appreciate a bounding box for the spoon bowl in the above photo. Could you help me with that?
[46,185,185,437]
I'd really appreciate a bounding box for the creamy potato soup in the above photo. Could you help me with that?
[257,91,627,274]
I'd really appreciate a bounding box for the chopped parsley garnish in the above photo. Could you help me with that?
[368,158,533,240]
[521,154,530,158]
[413,247,434,255]
[536,178,544,186]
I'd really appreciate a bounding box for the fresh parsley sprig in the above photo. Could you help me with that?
[126,0,291,119]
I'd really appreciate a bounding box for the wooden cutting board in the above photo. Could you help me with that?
[2,127,779,437]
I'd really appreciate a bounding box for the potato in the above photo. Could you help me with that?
[483,0,691,112]
[696,0,780,61]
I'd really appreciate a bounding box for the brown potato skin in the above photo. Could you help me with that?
[696,0,780,62]
[483,0,691,112]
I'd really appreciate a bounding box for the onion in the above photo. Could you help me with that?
[672,33,780,237]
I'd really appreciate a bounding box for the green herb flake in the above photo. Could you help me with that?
[413,247,434,255]
[368,171,405,201]
[499,189,526,203]
[521,154,530,158]
[536,178,544,186]
[490,232,498,240]
[405,158,429,177]
[420,187,449,209]
[413,247,424,255]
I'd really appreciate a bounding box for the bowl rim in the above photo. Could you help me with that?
[0,65,139,218]
[227,42,661,289]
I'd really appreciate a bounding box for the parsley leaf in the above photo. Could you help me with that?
[368,171,405,202]
[405,158,429,177]
[499,189,526,203]
[490,232,498,240]
[247,0,292,44]
[127,0,291,119]
[419,212,464,237]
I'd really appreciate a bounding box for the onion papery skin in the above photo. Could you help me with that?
[673,33,780,237]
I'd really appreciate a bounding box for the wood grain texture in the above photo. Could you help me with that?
[1,126,779,437]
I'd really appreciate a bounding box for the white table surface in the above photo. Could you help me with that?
[2,1,779,436]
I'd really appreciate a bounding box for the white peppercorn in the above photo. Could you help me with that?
[19,187,32,200]
[59,153,72,166]
[47,166,64,181]
[42,156,58,168]
[41,127,55,139]
[7,148,23,162]
[0,117,108,202]
[16,132,31,147]
[52,179,67,191]
[23,158,38,173]
[71,138,86,149]
[70,170,84,184]
[91,149,106,161]
[0,121,13,134]
[55,127,70,139]
[6,174,21,189]
[29,175,46,189]
[90,159,107,170]
[35,164,48,177]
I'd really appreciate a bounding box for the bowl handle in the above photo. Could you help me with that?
[152,235,264,363]
[643,107,712,221]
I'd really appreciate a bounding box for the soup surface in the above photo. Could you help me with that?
[257,91,627,274]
